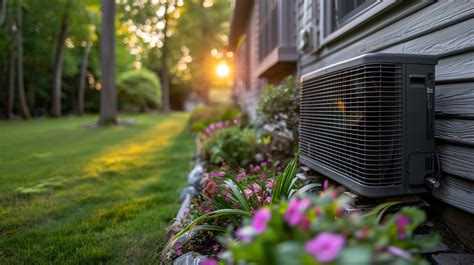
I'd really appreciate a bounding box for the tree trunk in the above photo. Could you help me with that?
[15,0,30,119]
[160,1,170,113]
[98,0,117,126]
[7,42,15,119]
[0,0,7,26]
[51,9,69,117]
[78,45,90,115]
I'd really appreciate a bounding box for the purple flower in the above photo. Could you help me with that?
[323,179,329,190]
[396,215,410,228]
[265,180,275,190]
[244,189,253,199]
[209,172,223,179]
[251,208,271,234]
[284,198,311,226]
[236,173,245,181]
[397,230,407,240]
[387,246,412,261]
[201,258,218,265]
[175,242,183,256]
[260,162,268,167]
[251,183,262,193]
[305,232,345,262]
[253,166,261,172]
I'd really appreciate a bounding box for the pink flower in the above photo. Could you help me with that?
[260,162,268,167]
[209,172,223,179]
[284,198,311,226]
[305,232,345,262]
[253,166,261,172]
[265,180,275,190]
[396,215,410,228]
[387,246,412,261]
[236,226,253,242]
[396,215,410,240]
[323,179,329,190]
[264,196,272,204]
[244,189,253,199]
[212,244,220,251]
[236,173,245,181]
[251,183,262,193]
[251,208,271,234]
[201,258,218,265]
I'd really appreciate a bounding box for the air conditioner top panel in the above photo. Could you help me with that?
[301,53,438,82]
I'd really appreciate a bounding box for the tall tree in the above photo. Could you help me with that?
[7,39,15,119]
[15,0,31,119]
[51,0,71,117]
[160,0,170,113]
[78,44,90,115]
[98,0,117,125]
[0,0,7,26]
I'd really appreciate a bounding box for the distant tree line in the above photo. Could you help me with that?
[0,0,230,121]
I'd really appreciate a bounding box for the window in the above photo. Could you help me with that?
[332,0,377,30]
[320,0,398,47]
[258,0,278,61]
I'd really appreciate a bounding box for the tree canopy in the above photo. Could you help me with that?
[0,0,231,119]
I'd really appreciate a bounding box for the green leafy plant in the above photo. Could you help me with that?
[256,76,300,141]
[116,68,162,112]
[202,126,257,167]
[221,190,438,265]
[165,153,320,255]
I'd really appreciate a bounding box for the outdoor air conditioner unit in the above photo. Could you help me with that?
[300,53,438,197]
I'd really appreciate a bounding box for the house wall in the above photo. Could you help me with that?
[297,0,474,213]
[234,2,267,119]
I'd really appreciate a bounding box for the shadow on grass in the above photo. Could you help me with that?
[0,113,195,264]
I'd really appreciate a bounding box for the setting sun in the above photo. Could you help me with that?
[216,62,230,78]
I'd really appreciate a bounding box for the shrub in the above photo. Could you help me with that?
[189,105,242,132]
[202,126,257,167]
[116,69,161,112]
[223,191,438,265]
[256,75,300,144]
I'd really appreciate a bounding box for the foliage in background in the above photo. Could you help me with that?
[0,0,231,118]
[189,104,242,132]
[222,190,438,265]
[256,76,300,154]
[116,68,161,112]
[202,126,256,167]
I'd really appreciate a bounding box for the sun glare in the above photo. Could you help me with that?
[216,62,230,78]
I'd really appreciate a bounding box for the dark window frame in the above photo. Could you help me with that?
[319,0,398,47]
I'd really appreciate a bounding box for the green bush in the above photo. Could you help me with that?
[257,75,300,139]
[116,69,161,112]
[190,104,241,132]
[202,126,256,166]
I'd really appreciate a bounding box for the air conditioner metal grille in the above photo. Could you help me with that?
[301,64,403,187]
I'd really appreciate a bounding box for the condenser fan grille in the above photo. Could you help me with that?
[300,64,403,187]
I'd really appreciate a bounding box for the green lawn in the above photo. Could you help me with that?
[0,113,195,264]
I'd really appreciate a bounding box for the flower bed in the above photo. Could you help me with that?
[164,87,441,264]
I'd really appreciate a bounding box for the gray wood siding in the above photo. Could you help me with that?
[298,0,474,213]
